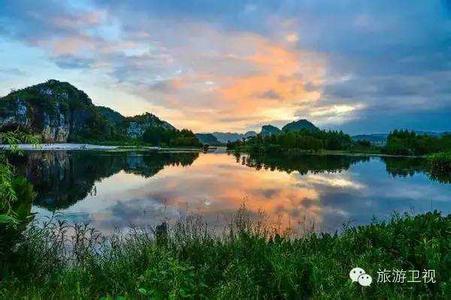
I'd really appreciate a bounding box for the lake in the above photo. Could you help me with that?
[11,149,451,234]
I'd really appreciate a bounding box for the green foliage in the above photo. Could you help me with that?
[428,152,451,183]
[0,160,17,212]
[0,150,35,263]
[142,127,201,147]
[383,130,451,156]
[0,211,449,299]
[0,176,35,252]
[228,129,354,154]
[0,131,36,228]
[429,152,451,172]
[0,131,41,151]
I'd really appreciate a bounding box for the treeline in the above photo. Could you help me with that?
[142,127,201,147]
[79,128,202,147]
[227,129,365,154]
[383,130,451,156]
[227,128,451,158]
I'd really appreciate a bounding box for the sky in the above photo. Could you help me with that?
[0,0,450,134]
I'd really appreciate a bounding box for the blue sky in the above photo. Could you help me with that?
[0,0,450,134]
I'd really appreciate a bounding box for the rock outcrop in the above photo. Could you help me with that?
[0,80,177,143]
[260,125,281,136]
[282,119,319,133]
[124,113,175,139]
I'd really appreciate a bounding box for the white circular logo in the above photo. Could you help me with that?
[349,267,372,286]
[349,267,366,282]
[358,274,373,286]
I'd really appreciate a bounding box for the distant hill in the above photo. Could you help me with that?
[260,125,281,136]
[0,80,196,145]
[414,131,450,137]
[352,134,388,144]
[282,119,319,133]
[195,133,222,145]
[212,131,257,143]
[124,113,175,139]
[352,131,450,145]
[244,131,258,138]
[206,120,321,142]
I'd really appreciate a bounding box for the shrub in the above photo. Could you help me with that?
[1,211,449,299]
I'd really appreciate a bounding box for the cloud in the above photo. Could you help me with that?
[0,67,26,76]
[255,90,283,100]
[1,0,450,133]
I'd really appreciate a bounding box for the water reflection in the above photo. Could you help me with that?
[10,151,451,234]
[382,156,451,183]
[11,151,199,210]
[241,153,370,174]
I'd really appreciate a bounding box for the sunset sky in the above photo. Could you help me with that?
[1,1,450,134]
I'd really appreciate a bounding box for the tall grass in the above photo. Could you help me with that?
[429,152,451,173]
[1,210,449,299]
[429,152,451,184]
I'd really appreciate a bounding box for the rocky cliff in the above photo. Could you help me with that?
[282,119,319,133]
[0,80,177,143]
[260,125,281,136]
[195,133,222,145]
[124,113,175,139]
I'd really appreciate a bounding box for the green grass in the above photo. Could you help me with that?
[428,152,451,184]
[429,152,451,173]
[1,211,450,299]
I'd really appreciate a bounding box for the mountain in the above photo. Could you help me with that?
[0,80,115,142]
[282,119,319,133]
[352,131,450,145]
[352,134,388,144]
[195,133,222,145]
[0,80,186,144]
[124,113,175,139]
[260,125,281,136]
[212,131,257,143]
[96,106,125,126]
[245,131,258,138]
[414,131,450,137]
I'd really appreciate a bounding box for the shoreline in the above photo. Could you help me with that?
[231,148,428,158]
[0,143,426,157]
[0,143,121,151]
[0,143,203,152]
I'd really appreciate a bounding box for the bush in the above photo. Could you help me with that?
[383,130,451,156]
[1,211,449,299]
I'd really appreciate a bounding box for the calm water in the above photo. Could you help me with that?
[11,150,451,234]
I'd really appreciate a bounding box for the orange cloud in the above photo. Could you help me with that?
[124,28,326,132]
[26,16,326,132]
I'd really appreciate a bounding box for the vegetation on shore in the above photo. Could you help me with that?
[383,130,451,156]
[428,152,451,183]
[68,127,202,148]
[227,129,451,180]
[429,152,451,172]
[0,131,37,260]
[226,129,377,155]
[0,209,449,299]
[228,129,451,157]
